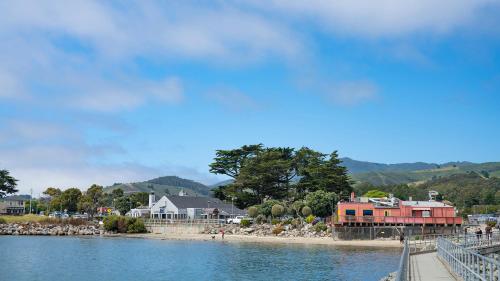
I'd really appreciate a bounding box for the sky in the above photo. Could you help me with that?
[1,1,500,194]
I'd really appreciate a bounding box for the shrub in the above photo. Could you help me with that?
[260,200,280,217]
[271,204,285,217]
[103,215,147,233]
[305,214,315,224]
[272,225,284,235]
[291,218,301,227]
[255,214,267,224]
[0,217,6,224]
[248,206,259,218]
[127,218,147,233]
[271,218,280,225]
[301,206,312,217]
[487,221,497,227]
[313,222,327,232]
[103,215,119,232]
[240,219,251,227]
[283,218,293,225]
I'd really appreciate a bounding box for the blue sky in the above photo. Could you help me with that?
[1,1,499,194]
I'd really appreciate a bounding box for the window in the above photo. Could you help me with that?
[384,210,390,217]
[362,210,373,216]
[345,209,355,216]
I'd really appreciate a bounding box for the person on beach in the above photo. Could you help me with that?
[399,233,404,244]
[485,225,492,240]
[220,228,225,239]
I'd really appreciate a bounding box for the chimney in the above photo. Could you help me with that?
[350,192,355,202]
[148,192,155,208]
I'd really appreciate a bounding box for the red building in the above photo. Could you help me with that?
[336,193,462,226]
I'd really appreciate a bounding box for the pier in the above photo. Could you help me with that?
[396,233,500,281]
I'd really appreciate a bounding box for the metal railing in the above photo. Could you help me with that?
[408,232,500,254]
[395,239,410,281]
[437,236,500,281]
[337,215,463,225]
[145,219,225,226]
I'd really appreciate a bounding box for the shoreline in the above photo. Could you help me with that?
[124,233,403,248]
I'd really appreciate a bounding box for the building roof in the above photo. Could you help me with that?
[401,201,452,207]
[1,195,30,201]
[166,196,246,215]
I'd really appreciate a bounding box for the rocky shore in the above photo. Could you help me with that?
[203,223,331,238]
[0,222,101,236]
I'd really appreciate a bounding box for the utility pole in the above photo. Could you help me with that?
[30,188,33,214]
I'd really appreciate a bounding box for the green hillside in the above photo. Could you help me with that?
[105,176,211,197]
[354,173,500,213]
[350,162,500,186]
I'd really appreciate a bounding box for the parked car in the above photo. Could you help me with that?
[227,216,247,224]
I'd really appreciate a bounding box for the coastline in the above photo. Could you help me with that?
[124,233,403,248]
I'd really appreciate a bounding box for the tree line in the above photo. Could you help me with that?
[209,144,352,214]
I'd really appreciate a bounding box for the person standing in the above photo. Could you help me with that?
[220,228,225,239]
[485,225,492,240]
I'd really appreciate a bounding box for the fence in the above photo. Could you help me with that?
[395,239,410,281]
[437,236,500,281]
[337,215,462,225]
[145,219,224,225]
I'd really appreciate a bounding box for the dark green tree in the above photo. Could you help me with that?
[60,188,82,212]
[0,170,18,198]
[305,190,337,217]
[111,188,124,199]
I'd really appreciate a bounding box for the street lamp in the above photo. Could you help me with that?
[231,197,234,219]
[207,200,211,222]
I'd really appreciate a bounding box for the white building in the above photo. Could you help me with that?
[150,195,246,220]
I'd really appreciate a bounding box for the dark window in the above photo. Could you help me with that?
[363,210,373,216]
[345,209,355,216]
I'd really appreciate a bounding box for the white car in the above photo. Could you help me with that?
[227,216,246,224]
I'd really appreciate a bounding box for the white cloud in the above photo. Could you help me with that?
[206,87,260,111]
[254,0,498,37]
[326,80,378,105]
[68,76,184,112]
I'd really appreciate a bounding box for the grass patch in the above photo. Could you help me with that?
[0,215,89,226]
[0,214,48,223]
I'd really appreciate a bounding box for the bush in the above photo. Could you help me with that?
[103,215,147,233]
[283,218,293,225]
[260,200,280,217]
[272,225,284,235]
[301,206,312,217]
[240,219,251,227]
[103,215,119,232]
[487,221,497,227]
[271,204,285,217]
[255,214,267,224]
[0,217,6,224]
[313,222,327,232]
[291,218,301,227]
[127,218,147,233]
[305,214,315,224]
[271,218,280,225]
[248,206,259,218]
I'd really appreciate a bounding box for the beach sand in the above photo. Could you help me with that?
[125,233,402,248]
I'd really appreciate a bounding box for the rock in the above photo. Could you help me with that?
[242,227,255,233]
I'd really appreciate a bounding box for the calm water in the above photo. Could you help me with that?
[0,236,400,281]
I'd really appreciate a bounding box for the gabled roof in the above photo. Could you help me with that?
[166,196,246,215]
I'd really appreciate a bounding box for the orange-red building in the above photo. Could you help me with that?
[336,194,462,226]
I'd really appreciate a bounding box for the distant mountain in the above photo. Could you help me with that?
[343,158,500,186]
[105,176,211,197]
[209,179,234,188]
[340,157,474,174]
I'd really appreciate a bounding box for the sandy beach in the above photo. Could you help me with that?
[125,233,403,248]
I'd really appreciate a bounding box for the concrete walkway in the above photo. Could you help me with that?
[410,252,456,281]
